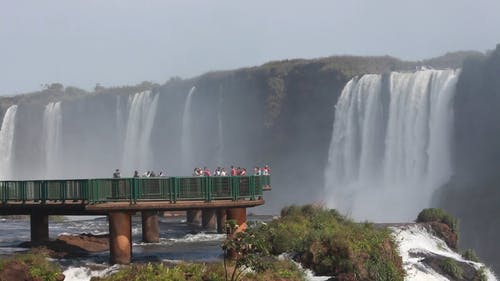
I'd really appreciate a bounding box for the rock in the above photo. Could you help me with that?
[424,222,458,249]
[57,233,109,252]
[19,233,109,258]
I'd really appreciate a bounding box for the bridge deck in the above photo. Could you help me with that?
[0,175,270,214]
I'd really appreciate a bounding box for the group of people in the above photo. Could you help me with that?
[133,170,166,178]
[112,165,271,178]
[112,169,166,178]
[192,165,270,177]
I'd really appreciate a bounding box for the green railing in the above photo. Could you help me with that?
[0,175,271,205]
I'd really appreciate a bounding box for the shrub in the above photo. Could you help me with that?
[439,258,463,280]
[462,248,480,262]
[474,266,488,281]
[266,204,405,281]
[416,208,458,233]
[0,250,62,281]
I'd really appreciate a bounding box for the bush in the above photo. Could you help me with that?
[416,208,458,233]
[474,266,488,281]
[462,248,480,262]
[439,258,463,280]
[0,250,62,281]
[265,204,405,281]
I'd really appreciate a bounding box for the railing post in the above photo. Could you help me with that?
[41,181,47,204]
[249,176,255,200]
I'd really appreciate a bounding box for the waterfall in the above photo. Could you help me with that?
[181,86,196,175]
[121,91,159,175]
[0,105,18,179]
[42,101,63,179]
[324,69,459,222]
[216,91,224,166]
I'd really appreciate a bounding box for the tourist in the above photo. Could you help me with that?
[113,169,121,178]
[240,168,247,176]
[133,170,140,177]
[253,166,261,176]
[263,165,270,175]
[220,168,227,176]
[203,167,211,177]
[159,171,166,177]
[231,166,236,176]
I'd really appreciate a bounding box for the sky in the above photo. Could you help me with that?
[1,0,499,96]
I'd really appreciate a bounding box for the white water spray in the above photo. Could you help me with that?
[122,91,159,175]
[216,91,224,166]
[325,69,459,222]
[181,86,196,174]
[0,105,18,179]
[42,102,63,179]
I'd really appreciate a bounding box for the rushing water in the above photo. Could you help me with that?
[392,224,497,281]
[0,105,18,180]
[42,102,63,179]
[325,69,459,222]
[121,91,159,175]
[181,86,196,175]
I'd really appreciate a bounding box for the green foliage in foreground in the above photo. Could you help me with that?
[439,257,463,280]
[262,204,405,281]
[474,266,488,281]
[0,250,62,281]
[91,259,305,281]
[462,248,480,262]
[416,208,458,234]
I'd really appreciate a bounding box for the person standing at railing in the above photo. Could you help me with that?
[113,169,121,178]
[263,165,270,175]
[230,166,237,176]
[203,167,211,177]
[221,168,227,176]
[133,170,140,177]
[240,168,247,176]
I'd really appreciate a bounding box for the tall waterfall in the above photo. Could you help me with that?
[216,91,224,166]
[181,86,196,174]
[0,105,18,179]
[122,91,159,175]
[42,102,63,179]
[324,69,459,222]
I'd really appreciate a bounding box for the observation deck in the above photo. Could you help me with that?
[0,175,271,264]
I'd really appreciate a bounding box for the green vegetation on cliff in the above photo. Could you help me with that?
[0,250,63,281]
[259,204,404,281]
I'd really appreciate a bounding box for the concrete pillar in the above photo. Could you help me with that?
[30,212,49,243]
[202,209,216,230]
[216,208,227,234]
[108,212,132,264]
[141,211,160,243]
[226,208,247,233]
[186,209,202,225]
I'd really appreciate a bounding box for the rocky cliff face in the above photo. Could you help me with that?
[435,44,500,273]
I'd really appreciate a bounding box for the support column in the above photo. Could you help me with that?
[108,212,132,264]
[30,212,49,243]
[141,211,159,243]
[186,209,202,225]
[226,208,247,233]
[202,209,216,230]
[216,208,227,234]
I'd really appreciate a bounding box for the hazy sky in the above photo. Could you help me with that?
[1,0,499,95]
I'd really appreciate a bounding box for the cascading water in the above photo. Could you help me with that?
[181,86,196,175]
[324,69,459,222]
[0,105,18,179]
[216,91,224,166]
[42,102,63,179]
[121,91,159,175]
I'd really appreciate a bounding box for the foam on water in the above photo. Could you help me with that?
[63,264,121,281]
[391,224,497,281]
